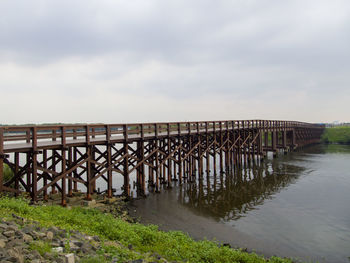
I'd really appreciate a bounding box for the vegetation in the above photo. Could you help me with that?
[321,126,350,144]
[3,163,14,185]
[0,197,293,263]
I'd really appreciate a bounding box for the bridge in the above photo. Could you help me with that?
[0,120,324,205]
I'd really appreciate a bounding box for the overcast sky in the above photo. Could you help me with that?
[1,0,349,124]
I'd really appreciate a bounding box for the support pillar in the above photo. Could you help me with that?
[0,128,4,193]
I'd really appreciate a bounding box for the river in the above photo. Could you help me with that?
[129,144,350,263]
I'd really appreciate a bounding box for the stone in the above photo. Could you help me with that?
[48,226,59,234]
[82,199,96,207]
[6,238,24,248]
[31,260,41,263]
[52,247,64,253]
[68,241,80,252]
[31,250,42,259]
[23,234,33,243]
[106,197,118,204]
[21,226,34,234]
[3,231,15,238]
[72,241,83,247]
[0,239,6,248]
[31,231,46,240]
[65,253,75,263]
[51,241,61,247]
[46,231,54,240]
[11,214,24,221]
[6,225,18,232]
[80,243,93,253]
[0,248,9,260]
[7,256,18,263]
[0,224,8,230]
[15,231,24,238]
[8,248,24,263]
[55,258,65,263]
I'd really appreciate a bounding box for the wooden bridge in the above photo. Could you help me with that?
[0,120,324,205]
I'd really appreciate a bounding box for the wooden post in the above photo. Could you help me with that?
[42,150,48,201]
[73,147,78,192]
[167,124,172,188]
[68,147,73,197]
[140,124,145,193]
[0,128,4,193]
[61,126,67,206]
[123,125,130,197]
[31,127,38,203]
[106,125,112,198]
[85,126,92,200]
[213,122,217,175]
[206,122,210,173]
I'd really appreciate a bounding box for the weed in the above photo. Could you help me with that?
[29,240,52,256]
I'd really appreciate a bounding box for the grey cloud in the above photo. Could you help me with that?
[0,0,349,123]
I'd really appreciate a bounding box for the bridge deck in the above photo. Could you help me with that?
[1,120,302,153]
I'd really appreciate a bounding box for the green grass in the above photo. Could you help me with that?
[3,163,13,182]
[321,126,350,144]
[0,197,293,263]
[29,240,53,256]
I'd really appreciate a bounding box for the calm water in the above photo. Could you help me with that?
[130,144,350,263]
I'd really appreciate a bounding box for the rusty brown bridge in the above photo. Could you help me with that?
[0,120,324,205]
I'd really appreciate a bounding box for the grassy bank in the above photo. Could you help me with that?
[321,126,350,144]
[0,197,293,263]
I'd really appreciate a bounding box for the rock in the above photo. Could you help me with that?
[80,243,93,253]
[21,226,34,235]
[72,241,83,247]
[51,241,61,247]
[31,231,46,239]
[0,224,8,230]
[85,236,93,241]
[6,238,24,248]
[92,235,100,242]
[44,252,55,260]
[8,248,24,263]
[15,231,24,239]
[0,247,8,258]
[11,214,24,221]
[46,231,54,240]
[0,239,6,248]
[52,247,64,253]
[82,200,96,207]
[31,260,41,263]
[105,197,118,204]
[3,231,15,238]
[65,253,75,263]
[48,226,59,234]
[23,234,33,243]
[68,241,80,252]
[6,256,18,263]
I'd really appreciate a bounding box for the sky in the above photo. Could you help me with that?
[1,0,349,124]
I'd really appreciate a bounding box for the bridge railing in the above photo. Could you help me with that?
[0,120,324,152]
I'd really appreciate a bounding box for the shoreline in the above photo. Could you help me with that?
[0,196,296,263]
[128,190,311,262]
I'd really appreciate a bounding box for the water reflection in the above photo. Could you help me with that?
[178,160,306,221]
[132,144,350,263]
